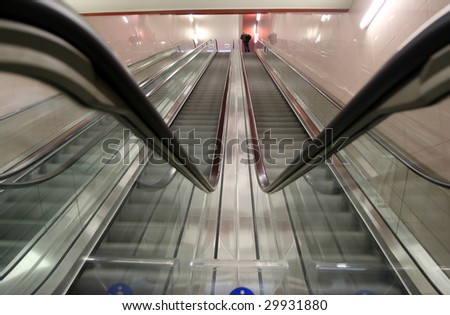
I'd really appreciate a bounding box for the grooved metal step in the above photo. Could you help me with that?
[244,53,308,182]
[170,53,230,178]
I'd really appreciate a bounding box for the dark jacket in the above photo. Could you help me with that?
[240,33,251,43]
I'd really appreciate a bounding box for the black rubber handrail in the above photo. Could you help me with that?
[246,9,450,193]
[257,39,450,189]
[0,0,215,192]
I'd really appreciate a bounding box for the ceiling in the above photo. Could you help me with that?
[62,0,354,14]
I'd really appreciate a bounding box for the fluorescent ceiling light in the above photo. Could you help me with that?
[321,14,331,22]
[122,16,128,23]
[256,13,261,21]
[189,14,194,23]
[360,0,385,30]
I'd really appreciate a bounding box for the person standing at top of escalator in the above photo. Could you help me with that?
[240,32,251,52]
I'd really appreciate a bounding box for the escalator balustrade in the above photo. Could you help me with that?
[289,163,405,294]
[0,115,120,273]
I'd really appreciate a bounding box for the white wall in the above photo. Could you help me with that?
[193,15,240,51]
[86,14,195,64]
[85,14,240,59]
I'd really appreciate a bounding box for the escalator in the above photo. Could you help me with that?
[67,50,407,295]
[243,53,406,294]
[0,0,448,296]
[67,53,230,294]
